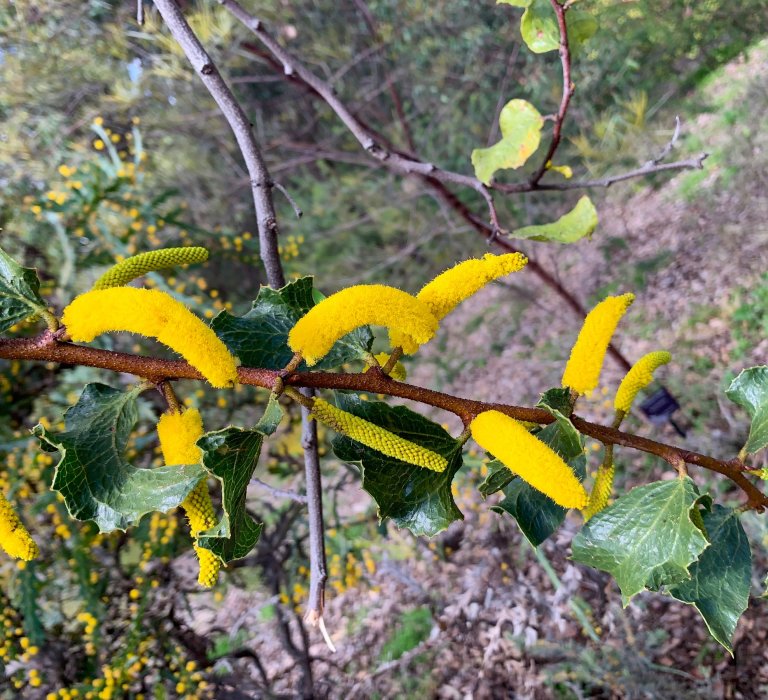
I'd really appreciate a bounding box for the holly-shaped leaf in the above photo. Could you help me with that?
[669,505,751,654]
[211,276,373,371]
[471,99,544,185]
[510,196,598,244]
[572,478,710,604]
[33,383,206,532]
[537,386,581,456]
[491,418,585,546]
[0,245,49,333]
[725,366,768,455]
[196,428,264,563]
[330,395,463,537]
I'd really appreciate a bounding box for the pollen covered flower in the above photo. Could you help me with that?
[93,247,209,290]
[311,398,447,472]
[582,462,615,521]
[614,351,672,413]
[0,491,39,561]
[62,287,238,388]
[157,408,220,588]
[470,410,587,509]
[288,285,438,365]
[561,293,635,395]
[390,253,527,351]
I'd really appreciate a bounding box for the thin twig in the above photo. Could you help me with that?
[272,181,303,218]
[250,478,308,504]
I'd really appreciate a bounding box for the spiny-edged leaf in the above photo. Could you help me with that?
[330,395,463,537]
[196,428,264,563]
[0,244,48,333]
[492,420,585,546]
[33,384,206,532]
[537,386,582,456]
[510,196,598,244]
[725,366,768,455]
[669,505,751,654]
[255,393,284,436]
[478,460,514,498]
[520,0,597,54]
[572,478,710,604]
[471,99,544,185]
[211,276,373,371]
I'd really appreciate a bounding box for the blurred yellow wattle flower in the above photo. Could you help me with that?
[0,491,39,561]
[614,351,672,413]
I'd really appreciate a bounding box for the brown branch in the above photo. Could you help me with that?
[2,335,764,510]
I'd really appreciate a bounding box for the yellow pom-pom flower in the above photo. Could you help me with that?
[62,287,238,388]
[470,410,588,509]
[288,285,438,365]
[390,253,527,351]
[561,293,635,395]
[157,408,220,588]
[93,247,209,290]
[614,351,672,413]
[364,352,407,381]
[582,462,615,521]
[0,491,39,561]
[311,398,447,472]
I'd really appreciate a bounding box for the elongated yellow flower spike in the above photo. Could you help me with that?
[363,352,407,381]
[62,287,238,388]
[0,491,39,561]
[561,293,635,395]
[614,351,672,413]
[470,410,588,509]
[582,462,615,522]
[311,398,448,472]
[389,253,527,351]
[288,285,438,365]
[157,408,220,588]
[93,247,209,290]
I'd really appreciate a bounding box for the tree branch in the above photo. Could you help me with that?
[2,334,764,510]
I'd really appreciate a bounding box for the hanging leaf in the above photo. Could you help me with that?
[509,196,598,244]
[255,393,284,436]
[0,244,49,333]
[725,366,768,455]
[572,478,710,604]
[211,276,372,371]
[471,99,544,185]
[519,1,598,55]
[196,428,264,563]
[33,384,206,532]
[669,505,751,654]
[331,395,463,537]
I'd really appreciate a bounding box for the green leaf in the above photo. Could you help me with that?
[491,420,585,546]
[0,245,48,333]
[725,366,768,455]
[211,276,373,371]
[255,393,284,436]
[669,506,751,653]
[33,384,206,532]
[330,395,463,537]
[196,428,264,563]
[478,460,514,498]
[537,387,581,456]
[572,478,710,604]
[471,99,544,185]
[510,196,598,244]
[497,0,531,7]
[520,1,598,55]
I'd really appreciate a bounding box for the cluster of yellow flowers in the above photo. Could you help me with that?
[311,398,448,472]
[614,350,672,413]
[92,246,209,289]
[0,489,38,561]
[157,409,221,588]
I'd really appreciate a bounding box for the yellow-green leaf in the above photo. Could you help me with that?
[471,99,544,185]
[509,195,598,243]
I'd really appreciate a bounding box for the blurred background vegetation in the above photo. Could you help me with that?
[1,0,767,697]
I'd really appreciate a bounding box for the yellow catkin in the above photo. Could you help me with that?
[470,410,588,509]
[157,409,220,588]
[561,293,635,395]
[363,352,407,381]
[62,287,238,388]
[390,253,527,351]
[614,351,672,412]
[92,247,209,290]
[288,285,438,365]
[0,491,39,561]
[582,462,615,521]
[310,398,447,472]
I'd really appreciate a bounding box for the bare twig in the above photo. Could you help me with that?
[272,180,303,218]
[250,478,308,504]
